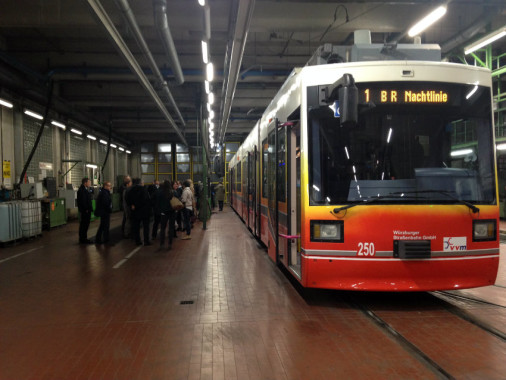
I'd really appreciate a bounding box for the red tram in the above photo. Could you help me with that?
[228,37,499,291]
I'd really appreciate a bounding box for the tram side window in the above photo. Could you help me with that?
[262,139,268,198]
[237,161,242,192]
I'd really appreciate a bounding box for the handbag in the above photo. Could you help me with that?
[170,196,184,211]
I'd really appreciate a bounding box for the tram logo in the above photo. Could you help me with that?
[443,237,467,252]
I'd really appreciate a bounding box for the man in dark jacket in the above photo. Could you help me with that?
[77,177,93,244]
[95,181,113,245]
[127,178,151,246]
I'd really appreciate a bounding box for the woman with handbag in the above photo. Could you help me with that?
[158,180,177,250]
[181,179,193,240]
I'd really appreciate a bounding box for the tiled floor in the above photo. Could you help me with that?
[1,208,506,379]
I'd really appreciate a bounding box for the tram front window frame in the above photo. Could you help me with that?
[307,81,496,206]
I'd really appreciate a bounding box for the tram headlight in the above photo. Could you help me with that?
[310,220,344,242]
[472,220,496,241]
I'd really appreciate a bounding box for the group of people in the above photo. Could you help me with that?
[121,176,196,248]
[77,175,222,249]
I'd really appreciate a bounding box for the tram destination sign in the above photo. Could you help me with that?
[362,88,449,104]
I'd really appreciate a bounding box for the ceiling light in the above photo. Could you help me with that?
[408,6,447,37]
[126,150,132,154]
[51,120,66,130]
[208,92,215,104]
[100,139,108,145]
[202,41,208,64]
[497,144,506,151]
[86,164,98,169]
[24,109,43,120]
[209,110,215,119]
[119,147,125,152]
[205,80,210,94]
[198,0,205,5]
[465,26,506,55]
[206,62,214,82]
[110,144,117,148]
[209,122,214,130]
[70,128,82,135]
[86,134,97,140]
[451,148,473,157]
[0,98,13,108]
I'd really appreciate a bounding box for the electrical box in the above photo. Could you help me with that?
[42,198,67,229]
[58,189,77,209]
[20,182,44,199]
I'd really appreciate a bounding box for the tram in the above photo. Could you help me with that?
[228,32,500,291]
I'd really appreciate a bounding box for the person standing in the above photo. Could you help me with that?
[149,180,161,239]
[95,181,113,245]
[158,180,175,250]
[127,178,151,246]
[215,181,225,211]
[181,179,193,240]
[122,178,132,238]
[120,175,131,237]
[77,177,93,244]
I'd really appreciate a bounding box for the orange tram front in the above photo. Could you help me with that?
[229,64,500,291]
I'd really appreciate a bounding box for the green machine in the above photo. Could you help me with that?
[42,198,67,229]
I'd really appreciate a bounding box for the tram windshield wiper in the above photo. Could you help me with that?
[390,190,480,213]
[333,194,423,213]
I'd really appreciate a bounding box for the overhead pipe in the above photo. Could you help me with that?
[86,0,188,146]
[153,0,185,86]
[219,0,256,145]
[440,12,494,55]
[114,0,185,127]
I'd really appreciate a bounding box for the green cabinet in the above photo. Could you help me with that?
[42,198,67,229]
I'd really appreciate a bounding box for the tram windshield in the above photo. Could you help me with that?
[308,81,495,206]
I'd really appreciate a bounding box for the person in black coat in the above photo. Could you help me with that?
[148,180,161,239]
[94,181,113,245]
[158,180,175,250]
[127,178,151,246]
[77,177,93,244]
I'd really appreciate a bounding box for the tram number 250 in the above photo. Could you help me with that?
[357,242,375,256]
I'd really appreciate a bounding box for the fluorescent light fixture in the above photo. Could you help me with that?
[209,110,215,119]
[0,98,13,108]
[208,92,215,104]
[126,150,131,154]
[70,128,82,135]
[51,120,66,130]
[206,62,214,82]
[202,41,208,64]
[387,128,393,143]
[86,164,98,169]
[119,147,125,152]
[497,144,506,151]
[209,122,214,131]
[451,148,473,157]
[344,146,350,160]
[408,5,447,37]
[208,117,213,125]
[110,144,117,148]
[207,103,211,112]
[198,0,205,5]
[465,26,506,55]
[86,134,97,140]
[100,139,108,145]
[24,109,43,120]
[205,80,210,94]
[466,84,478,99]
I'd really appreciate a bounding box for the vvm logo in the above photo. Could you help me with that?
[443,237,467,252]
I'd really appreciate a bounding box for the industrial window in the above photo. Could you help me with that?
[23,116,54,181]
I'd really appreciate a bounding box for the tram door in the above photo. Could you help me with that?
[276,122,300,268]
[267,121,278,262]
[247,151,256,231]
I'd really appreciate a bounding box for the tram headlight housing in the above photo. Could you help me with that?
[472,219,496,241]
[310,220,344,242]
